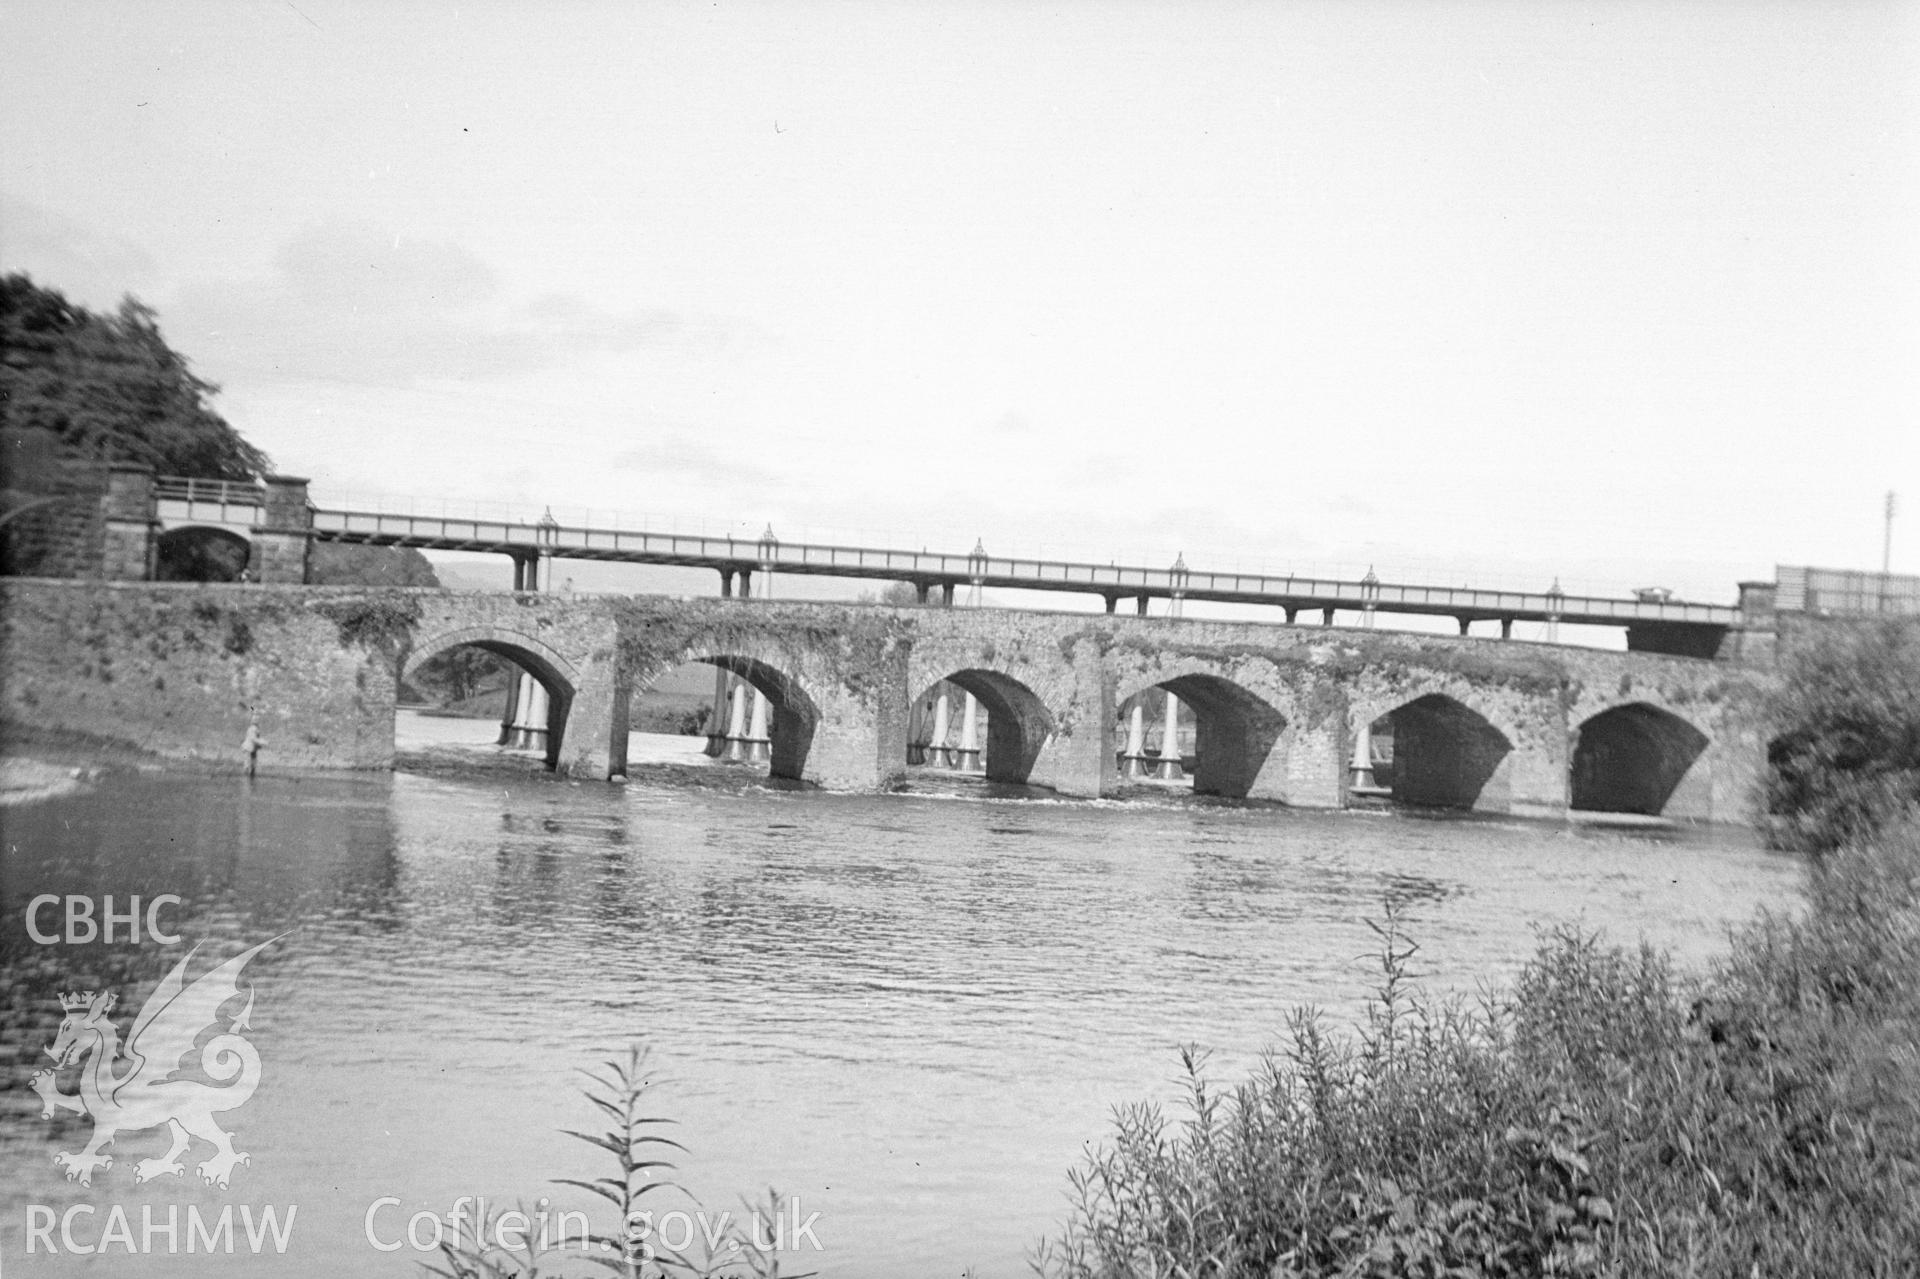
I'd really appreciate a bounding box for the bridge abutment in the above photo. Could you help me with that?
[254,476,314,584]
[100,464,159,581]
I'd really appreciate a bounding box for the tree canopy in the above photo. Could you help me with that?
[1,272,269,480]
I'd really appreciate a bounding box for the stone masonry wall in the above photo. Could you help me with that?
[1,580,400,771]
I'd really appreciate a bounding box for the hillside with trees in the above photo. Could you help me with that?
[1,273,267,479]
[2,273,435,588]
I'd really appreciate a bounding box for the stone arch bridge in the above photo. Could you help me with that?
[402,592,1766,821]
[0,582,1770,822]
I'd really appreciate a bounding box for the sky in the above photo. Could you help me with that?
[5,0,1917,610]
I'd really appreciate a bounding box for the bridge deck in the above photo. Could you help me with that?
[153,480,1738,629]
[287,507,1738,629]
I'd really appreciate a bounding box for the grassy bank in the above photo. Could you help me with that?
[1040,620,1920,1278]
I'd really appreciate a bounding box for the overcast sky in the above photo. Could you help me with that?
[5,1,1916,605]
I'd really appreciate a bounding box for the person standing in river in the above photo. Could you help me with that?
[241,716,266,778]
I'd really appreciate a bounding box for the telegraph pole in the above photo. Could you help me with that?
[1887,490,1898,575]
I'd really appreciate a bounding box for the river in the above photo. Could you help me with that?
[0,711,1805,1276]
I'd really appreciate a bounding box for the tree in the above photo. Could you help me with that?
[0,273,268,479]
[310,542,441,588]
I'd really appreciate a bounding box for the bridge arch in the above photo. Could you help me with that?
[911,669,1056,784]
[403,626,581,770]
[662,653,822,783]
[155,525,252,582]
[1117,672,1290,799]
[1360,692,1515,812]
[1572,701,1711,817]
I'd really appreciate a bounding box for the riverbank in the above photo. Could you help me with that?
[0,756,88,806]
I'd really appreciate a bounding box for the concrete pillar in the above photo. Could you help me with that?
[739,570,753,599]
[1155,689,1184,780]
[505,555,551,753]
[1457,617,1472,636]
[99,463,157,580]
[253,475,313,584]
[955,690,982,772]
[941,582,956,607]
[724,681,751,762]
[746,688,772,762]
[1121,700,1149,778]
[1322,608,1335,626]
[703,669,730,756]
[1500,618,1514,640]
[927,686,952,767]
[1103,595,1118,614]
[1284,607,1298,624]
[721,570,735,598]
[915,582,930,604]
[497,554,531,746]
[1349,718,1376,789]
[1136,595,1149,616]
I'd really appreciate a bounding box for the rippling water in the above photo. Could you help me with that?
[0,715,1805,1276]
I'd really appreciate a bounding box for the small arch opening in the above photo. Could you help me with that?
[908,670,1054,784]
[668,655,821,782]
[1116,675,1288,799]
[1372,693,1513,811]
[1573,703,1710,817]
[398,633,578,772]
[155,526,251,582]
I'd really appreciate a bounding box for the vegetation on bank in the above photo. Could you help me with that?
[1039,619,1920,1278]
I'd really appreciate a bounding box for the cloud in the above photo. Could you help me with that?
[0,197,158,307]
[170,219,722,388]
[609,434,781,489]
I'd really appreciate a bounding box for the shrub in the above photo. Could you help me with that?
[1040,836,1920,1278]
[1763,619,1920,854]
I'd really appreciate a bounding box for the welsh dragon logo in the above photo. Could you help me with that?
[30,938,277,1189]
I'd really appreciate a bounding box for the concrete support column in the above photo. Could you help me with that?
[253,475,314,584]
[497,553,533,746]
[1136,595,1149,616]
[703,669,730,756]
[1284,607,1298,624]
[505,554,551,753]
[955,690,982,772]
[720,570,735,598]
[1155,690,1184,781]
[1322,608,1335,626]
[915,582,930,604]
[739,570,753,599]
[1349,718,1376,789]
[724,681,751,762]
[1121,700,1149,778]
[927,686,953,767]
[746,688,772,762]
[1500,618,1514,640]
[1103,595,1118,614]
[1458,617,1472,636]
[941,583,956,607]
[99,463,157,580]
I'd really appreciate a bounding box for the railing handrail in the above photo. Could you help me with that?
[301,504,1740,625]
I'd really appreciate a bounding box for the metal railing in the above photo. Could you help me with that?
[153,477,264,505]
[147,474,1741,629]
[304,504,1740,627]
